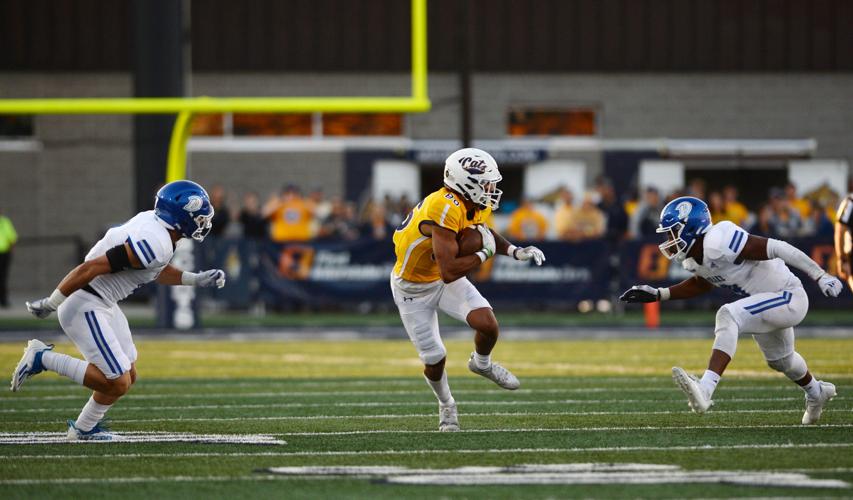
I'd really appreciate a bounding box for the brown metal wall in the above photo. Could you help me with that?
[2,0,851,72]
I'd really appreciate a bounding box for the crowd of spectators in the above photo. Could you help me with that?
[205,178,840,245]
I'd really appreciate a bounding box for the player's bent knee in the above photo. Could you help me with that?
[105,373,132,397]
[766,352,807,381]
[467,308,498,336]
[712,305,739,358]
[421,346,447,366]
[129,365,137,385]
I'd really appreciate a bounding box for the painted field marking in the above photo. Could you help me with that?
[0,475,290,486]
[0,442,851,459]
[276,423,853,437]
[0,432,286,445]
[0,396,826,414]
[4,407,853,425]
[264,463,849,489]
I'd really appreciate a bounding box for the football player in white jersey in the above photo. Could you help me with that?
[10,180,226,440]
[833,193,853,292]
[621,196,842,424]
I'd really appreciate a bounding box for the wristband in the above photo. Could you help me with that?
[507,244,519,259]
[657,287,671,301]
[181,271,199,286]
[475,251,488,263]
[46,289,67,310]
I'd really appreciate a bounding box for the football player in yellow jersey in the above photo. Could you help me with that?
[390,148,545,431]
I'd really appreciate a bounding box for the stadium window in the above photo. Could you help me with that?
[232,113,313,136]
[322,113,403,136]
[0,115,34,137]
[507,108,597,137]
[191,114,224,136]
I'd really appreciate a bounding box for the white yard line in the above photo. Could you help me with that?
[3,407,853,426]
[0,385,830,401]
[0,396,823,414]
[0,442,851,461]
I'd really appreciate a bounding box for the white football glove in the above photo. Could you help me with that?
[26,297,57,319]
[817,273,843,297]
[183,269,226,289]
[476,225,496,258]
[513,246,546,266]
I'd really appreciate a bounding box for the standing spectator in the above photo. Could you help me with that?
[722,185,749,226]
[238,191,268,239]
[751,204,776,238]
[208,185,230,238]
[319,197,360,241]
[0,208,16,308]
[563,192,606,242]
[507,199,548,241]
[786,182,811,219]
[687,178,707,200]
[629,187,663,238]
[361,203,394,240]
[264,185,315,242]
[595,177,628,242]
[307,188,332,237]
[802,200,834,237]
[707,191,726,223]
[768,187,802,238]
[553,187,575,239]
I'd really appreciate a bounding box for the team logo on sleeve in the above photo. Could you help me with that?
[183,196,204,213]
[675,201,693,220]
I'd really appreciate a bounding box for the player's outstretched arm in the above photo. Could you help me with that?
[431,225,487,283]
[157,264,226,288]
[489,227,545,266]
[620,276,713,303]
[740,234,843,297]
[25,242,138,318]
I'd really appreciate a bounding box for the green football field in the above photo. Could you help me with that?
[0,338,851,499]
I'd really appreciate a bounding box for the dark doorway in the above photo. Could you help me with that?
[686,166,789,211]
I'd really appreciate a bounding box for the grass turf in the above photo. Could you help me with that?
[0,338,850,498]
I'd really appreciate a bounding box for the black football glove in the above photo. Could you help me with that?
[619,285,660,303]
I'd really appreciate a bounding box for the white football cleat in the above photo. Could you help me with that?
[802,381,836,425]
[10,339,54,392]
[672,366,713,414]
[67,420,114,441]
[467,353,520,390]
[439,402,459,432]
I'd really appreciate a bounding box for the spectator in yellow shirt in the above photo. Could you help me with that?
[264,185,315,242]
[553,188,575,239]
[563,192,606,242]
[786,183,811,218]
[0,208,17,308]
[507,199,548,241]
[722,185,749,226]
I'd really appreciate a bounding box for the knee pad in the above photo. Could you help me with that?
[712,305,739,358]
[766,352,808,381]
[420,343,447,366]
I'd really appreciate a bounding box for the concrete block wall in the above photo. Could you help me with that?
[1,71,852,294]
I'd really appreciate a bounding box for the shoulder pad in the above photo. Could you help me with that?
[704,221,747,261]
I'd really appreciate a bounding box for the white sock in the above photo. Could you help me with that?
[75,396,112,432]
[424,371,455,406]
[474,352,491,369]
[41,351,87,385]
[699,370,721,397]
[802,377,822,399]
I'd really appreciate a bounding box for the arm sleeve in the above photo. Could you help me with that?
[766,238,826,280]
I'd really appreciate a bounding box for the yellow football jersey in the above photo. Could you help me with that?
[393,187,492,283]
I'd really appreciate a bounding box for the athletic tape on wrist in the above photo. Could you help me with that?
[657,287,671,301]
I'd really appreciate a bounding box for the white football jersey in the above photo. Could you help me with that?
[86,211,175,304]
[681,221,801,297]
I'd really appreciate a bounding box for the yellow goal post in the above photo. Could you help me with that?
[0,0,430,183]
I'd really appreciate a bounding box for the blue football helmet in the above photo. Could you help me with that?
[656,196,712,261]
[153,180,214,242]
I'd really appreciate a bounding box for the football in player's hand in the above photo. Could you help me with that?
[456,226,483,257]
